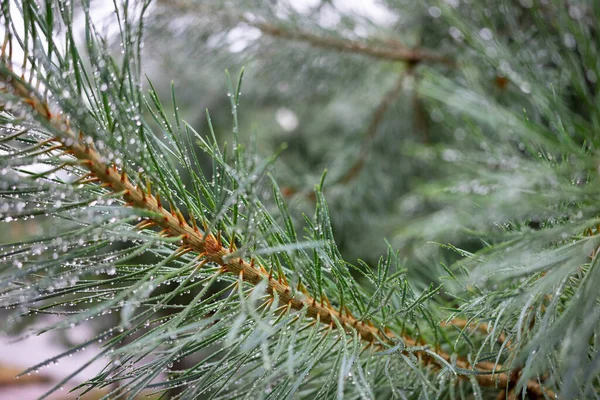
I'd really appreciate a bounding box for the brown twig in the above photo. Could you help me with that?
[0,364,52,386]
[441,318,511,349]
[340,70,408,184]
[250,21,453,66]
[0,70,553,398]
[281,70,409,196]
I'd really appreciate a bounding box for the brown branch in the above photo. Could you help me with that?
[0,364,52,386]
[249,21,453,66]
[0,71,553,398]
[282,70,408,195]
[441,318,511,348]
[340,70,408,184]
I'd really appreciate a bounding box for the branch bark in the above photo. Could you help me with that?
[250,20,454,66]
[340,70,408,184]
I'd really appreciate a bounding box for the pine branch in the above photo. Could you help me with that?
[0,67,383,343]
[0,66,555,399]
[4,1,583,395]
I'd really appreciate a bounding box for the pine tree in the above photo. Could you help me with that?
[1,0,599,399]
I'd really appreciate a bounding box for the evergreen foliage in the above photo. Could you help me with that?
[0,0,599,399]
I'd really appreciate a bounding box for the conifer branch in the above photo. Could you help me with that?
[0,67,383,343]
[0,68,555,399]
[0,1,596,397]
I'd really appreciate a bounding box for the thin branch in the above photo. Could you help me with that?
[282,70,408,196]
[0,364,52,386]
[340,69,408,184]
[0,70,553,398]
[249,21,454,66]
[441,318,511,348]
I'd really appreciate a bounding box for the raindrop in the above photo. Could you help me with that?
[563,33,576,49]
[428,7,442,18]
[519,0,533,8]
[519,82,531,94]
[449,27,463,41]
[568,5,583,20]
[479,28,493,41]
